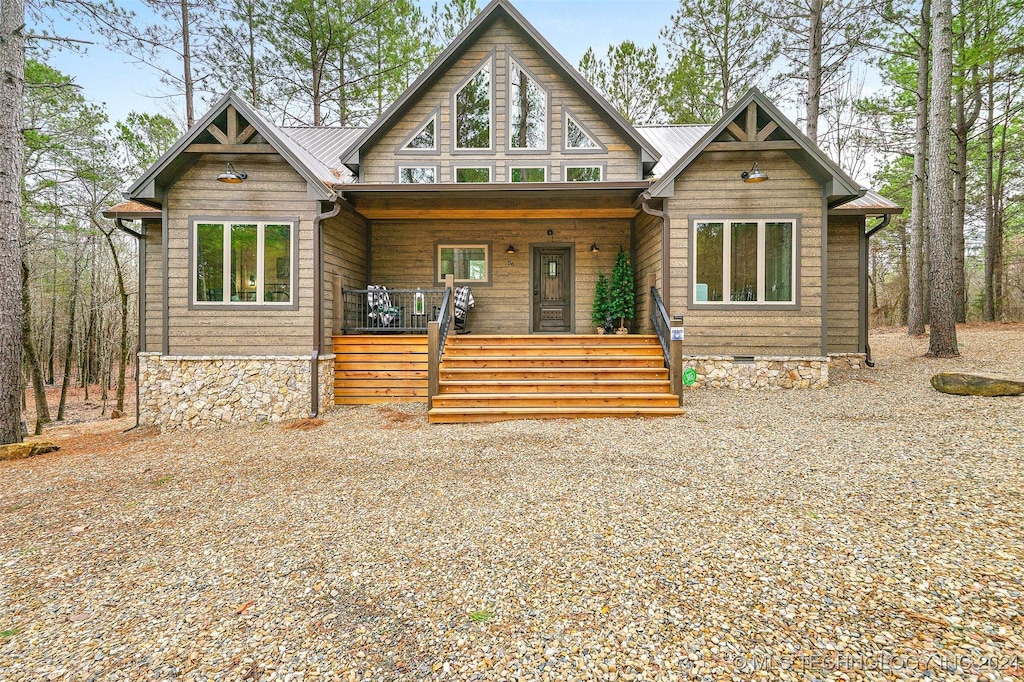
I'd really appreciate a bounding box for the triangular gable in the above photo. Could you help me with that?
[339,0,660,174]
[645,88,862,205]
[126,91,337,205]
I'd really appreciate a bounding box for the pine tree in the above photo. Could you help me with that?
[592,271,611,327]
[610,248,635,331]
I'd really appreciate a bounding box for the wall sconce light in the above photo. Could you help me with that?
[740,161,768,183]
[217,163,248,183]
[506,244,516,254]
[589,242,600,253]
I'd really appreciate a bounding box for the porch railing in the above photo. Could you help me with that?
[650,285,671,368]
[339,287,447,334]
[427,275,455,407]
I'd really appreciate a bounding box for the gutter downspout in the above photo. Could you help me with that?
[311,197,342,418]
[863,214,892,367]
[115,217,144,430]
[639,192,671,309]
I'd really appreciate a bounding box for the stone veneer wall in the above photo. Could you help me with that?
[828,352,868,370]
[138,353,335,428]
[682,356,829,389]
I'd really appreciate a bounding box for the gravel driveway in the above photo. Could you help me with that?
[2,326,1022,681]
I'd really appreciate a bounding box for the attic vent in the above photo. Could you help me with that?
[733,355,755,364]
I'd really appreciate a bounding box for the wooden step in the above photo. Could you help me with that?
[441,355,665,369]
[430,393,681,409]
[438,367,669,382]
[443,343,663,357]
[447,334,660,345]
[428,406,685,423]
[438,379,671,394]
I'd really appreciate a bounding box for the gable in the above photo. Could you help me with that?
[344,0,659,182]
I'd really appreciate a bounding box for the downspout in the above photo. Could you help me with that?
[115,217,143,429]
[311,197,342,418]
[639,192,671,308]
[863,214,892,368]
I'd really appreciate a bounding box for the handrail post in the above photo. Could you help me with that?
[427,320,440,408]
[644,273,656,334]
[332,274,343,335]
[670,316,683,404]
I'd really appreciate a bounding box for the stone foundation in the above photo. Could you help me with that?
[828,352,868,370]
[682,356,829,389]
[138,353,335,429]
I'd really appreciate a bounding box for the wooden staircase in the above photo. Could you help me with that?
[428,335,685,423]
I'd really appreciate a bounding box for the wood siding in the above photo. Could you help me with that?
[165,154,318,355]
[370,219,630,334]
[323,202,368,346]
[667,151,825,356]
[333,335,427,403]
[827,215,863,353]
[633,208,663,331]
[361,17,640,183]
[143,218,164,352]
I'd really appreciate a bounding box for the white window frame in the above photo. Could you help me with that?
[397,165,437,183]
[691,217,799,307]
[453,165,492,183]
[507,55,548,151]
[436,243,491,285]
[563,109,603,151]
[191,219,296,307]
[509,166,547,183]
[564,165,603,182]
[453,56,493,152]
[399,110,439,152]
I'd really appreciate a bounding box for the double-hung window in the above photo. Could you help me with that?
[194,220,295,305]
[693,218,796,305]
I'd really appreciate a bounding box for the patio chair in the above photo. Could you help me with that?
[453,285,474,333]
[366,285,402,330]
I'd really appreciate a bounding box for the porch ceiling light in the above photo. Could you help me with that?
[741,161,768,183]
[506,243,516,254]
[590,242,599,253]
[217,163,248,184]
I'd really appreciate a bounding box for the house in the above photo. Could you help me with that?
[105,0,901,427]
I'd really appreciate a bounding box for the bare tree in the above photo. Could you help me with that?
[908,0,930,336]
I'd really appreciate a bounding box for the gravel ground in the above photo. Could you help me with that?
[1,325,1022,681]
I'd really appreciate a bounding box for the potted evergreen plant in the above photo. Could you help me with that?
[610,248,634,334]
[592,271,611,333]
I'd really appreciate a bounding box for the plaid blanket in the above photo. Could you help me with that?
[367,285,399,326]
[454,286,474,321]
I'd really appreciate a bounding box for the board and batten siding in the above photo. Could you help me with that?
[827,215,863,353]
[370,219,630,334]
[164,154,319,355]
[633,208,663,331]
[361,16,641,183]
[143,218,164,352]
[667,151,825,356]
[322,202,368,345]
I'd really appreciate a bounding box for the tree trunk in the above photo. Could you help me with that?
[899,224,908,324]
[21,262,50,435]
[181,0,195,127]
[47,236,57,384]
[57,255,81,421]
[0,0,26,445]
[103,229,129,414]
[805,0,824,144]
[926,0,958,357]
[952,64,981,324]
[908,0,930,336]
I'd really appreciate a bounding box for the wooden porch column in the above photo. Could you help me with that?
[427,320,440,408]
[332,274,343,335]
[644,273,656,334]
[670,316,684,405]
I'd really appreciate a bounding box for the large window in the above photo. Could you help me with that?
[509,58,546,149]
[510,166,546,182]
[455,166,491,183]
[565,165,602,182]
[398,166,436,183]
[455,59,491,149]
[438,244,489,284]
[194,220,294,305]
[693,218,796,304]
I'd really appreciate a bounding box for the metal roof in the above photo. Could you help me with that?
[281,127,363,183]
[635,125,713,178]
[829,189,903,215]
[102,200,161,218]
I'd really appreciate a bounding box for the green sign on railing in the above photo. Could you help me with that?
[682,367,697,387]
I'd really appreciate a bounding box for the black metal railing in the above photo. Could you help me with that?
[650,285,671,367]
[341,287,446,334]
[435,287,453,361]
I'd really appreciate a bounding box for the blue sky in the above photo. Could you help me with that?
[45,0,679,126]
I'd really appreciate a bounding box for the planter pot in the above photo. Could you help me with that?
[615,327,629,335]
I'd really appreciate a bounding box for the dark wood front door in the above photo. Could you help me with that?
[533,246,572,333]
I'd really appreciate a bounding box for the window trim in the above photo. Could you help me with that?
[452,53,494,153]
[453,164,493,183]
[562,106,606,153]
[688,215,801,310]
[435,241,492,286]
[564,164,605,182]
[507,52,550,153]
[188,216,300,311]
[396,108,439,153]
[396,165,438,183]
[508,165,548,183]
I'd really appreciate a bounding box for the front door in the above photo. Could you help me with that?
[532,246,572,333]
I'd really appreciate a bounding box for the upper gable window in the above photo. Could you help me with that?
[565,114,599,149]
[404,115,436,150]
[398,166,437,183]
[509,58,546,149]
[455,59,492,149]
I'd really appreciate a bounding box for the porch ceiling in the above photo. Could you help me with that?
[338,182,651,220]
